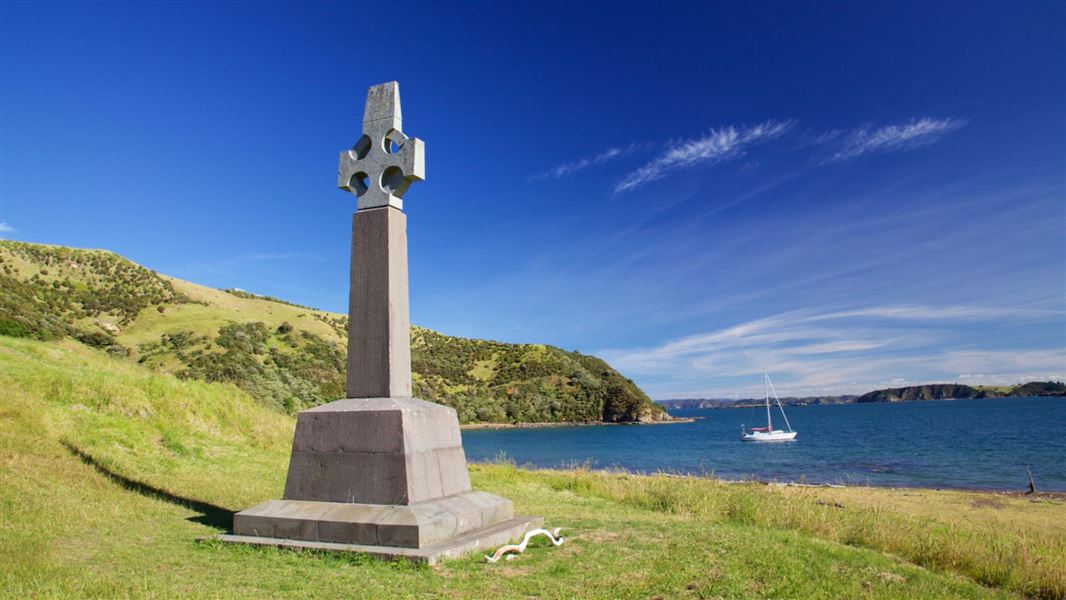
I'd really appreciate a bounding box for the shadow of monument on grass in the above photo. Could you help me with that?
[61,440,234,531]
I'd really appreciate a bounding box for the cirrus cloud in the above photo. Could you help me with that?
[530,142,653,181]
[615,120,795,193]
[823,117,966,163]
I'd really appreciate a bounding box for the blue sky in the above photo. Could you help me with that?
[2,1,1063,397]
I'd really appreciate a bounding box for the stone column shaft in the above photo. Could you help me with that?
[346,205,412,398]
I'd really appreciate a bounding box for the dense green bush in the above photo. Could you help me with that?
[176,323,345,413]
[75,331,114,349]
[0,318,30,338]
[411,328,664,423]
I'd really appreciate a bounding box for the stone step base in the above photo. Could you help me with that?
[234,490,514,549]
[211,516,543,565]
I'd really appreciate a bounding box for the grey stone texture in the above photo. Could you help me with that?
[233,490,517,550]
[345,207,411,399]
[281,397,471,505]
[216,514,544,566]
[339,82,421,400]
[337,81,425,212]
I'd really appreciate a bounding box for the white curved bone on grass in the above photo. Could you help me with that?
[484,527,565,563]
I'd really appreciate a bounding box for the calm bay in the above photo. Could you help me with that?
[461,396,1066,491]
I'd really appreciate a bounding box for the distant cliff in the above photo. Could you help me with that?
[856,384,982,403]
[856,381,1065,403]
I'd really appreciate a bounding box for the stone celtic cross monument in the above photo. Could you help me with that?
[221,82,540,563]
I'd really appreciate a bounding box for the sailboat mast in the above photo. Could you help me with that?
[764,370,772,430]
[766,373,793,433]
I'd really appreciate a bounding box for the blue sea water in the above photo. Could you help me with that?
[460,396,1066,491]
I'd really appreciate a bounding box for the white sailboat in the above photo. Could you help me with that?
[740,371,797,442]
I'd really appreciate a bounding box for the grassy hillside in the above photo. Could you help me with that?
[0,240,666,424]
[3,335,1063,598]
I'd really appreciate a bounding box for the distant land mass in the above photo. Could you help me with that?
[659,395,858,410]
[855,381,1065,403]
[659,381,1065,410]
[0,240,669,425]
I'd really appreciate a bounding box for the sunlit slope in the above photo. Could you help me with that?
[3,335,1056,598]
[0,337,292,509]
[123,275,345,349]
[0,240,666,423]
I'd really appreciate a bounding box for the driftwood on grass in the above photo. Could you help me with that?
[485,527,565,562]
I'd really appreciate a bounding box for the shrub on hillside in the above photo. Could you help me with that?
[0,241,194,330]
[178,323,345,413]
[76,330,115,349]
[0,318,30,338]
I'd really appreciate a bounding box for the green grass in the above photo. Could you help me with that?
[468,358,497,382]
[2,336,1062,598]
[122,277,344,349]
[973,385,1016,394]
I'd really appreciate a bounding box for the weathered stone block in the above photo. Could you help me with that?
[231,490,518,550]
[405,450,446,501]
[318,503,388,545]
[433,494,483,534]
[281,397,471,506]
[435,446,473,497]
[214,515,544,566]
[284,451,409,504]
[465,490,515,526]
[403,403,463,452]
[290,407,404,454]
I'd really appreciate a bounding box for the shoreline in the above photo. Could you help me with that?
[460,416,699,430]
[466,461,1066,497]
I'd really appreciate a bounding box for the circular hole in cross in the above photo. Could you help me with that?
[349,171,369,196]
[353,135,372,159]
[384,130,405,154]
[380,166,406,195]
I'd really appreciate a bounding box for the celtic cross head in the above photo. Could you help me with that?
[338,81,425,211]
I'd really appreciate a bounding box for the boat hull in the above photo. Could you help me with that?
[740,430,797,442]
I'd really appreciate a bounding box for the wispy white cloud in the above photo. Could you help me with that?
[598,304,1064,398]
[530,142,651,181]
[532,116,964,192]
[824,117,966,163]
[615,120,794,193]
[0,221,14,234]
[810,305,1060,322]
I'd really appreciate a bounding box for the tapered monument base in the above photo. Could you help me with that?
[223,397,541,564]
